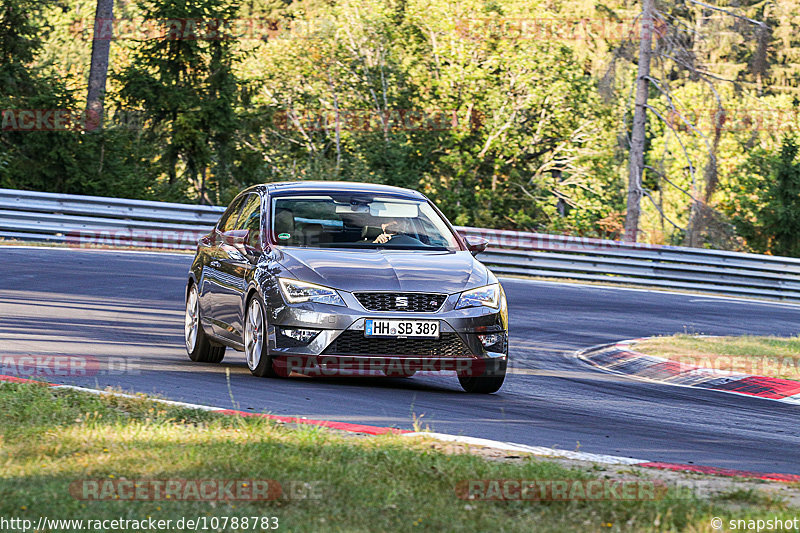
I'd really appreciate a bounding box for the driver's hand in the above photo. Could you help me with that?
[374,233,392,244]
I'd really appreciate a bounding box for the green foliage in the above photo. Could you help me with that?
[2,0,799,248]
[238,0,624,234]
[1,2,88,193]
[724,136,800,257]
[114,0,246,204]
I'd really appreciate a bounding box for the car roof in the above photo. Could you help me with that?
[242,181,426,200]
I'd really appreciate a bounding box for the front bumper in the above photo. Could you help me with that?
[265,290,508,377]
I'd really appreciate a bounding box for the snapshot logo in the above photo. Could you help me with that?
[70,17,333,41]
[66,229,207,251]
[1,109,143,132]
[0,355,139,377]
[69,479,323,501]
[720,517,800,532]
[456,479,675,501]
[272,109,485,133]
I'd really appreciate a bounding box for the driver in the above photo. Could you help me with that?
[373,218,408,244]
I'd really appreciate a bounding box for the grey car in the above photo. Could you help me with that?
[185,181,508,393]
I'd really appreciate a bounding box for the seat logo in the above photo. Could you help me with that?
[395,296,409,308]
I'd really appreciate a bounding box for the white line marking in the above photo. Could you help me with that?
[403,432,648,465]
[50,384,224,411]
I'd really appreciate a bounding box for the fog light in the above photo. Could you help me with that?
[280,328,319,344]
[478,333,505,349]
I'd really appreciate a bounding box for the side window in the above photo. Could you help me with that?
[235,194,261,231]
[235,194,263,248]
[217,195,246,233]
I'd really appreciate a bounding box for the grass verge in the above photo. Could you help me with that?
[634,335,800,381]
[0,382,798,532]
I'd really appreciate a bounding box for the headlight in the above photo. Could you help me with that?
[278,278,345,306]
[456,283,501,310]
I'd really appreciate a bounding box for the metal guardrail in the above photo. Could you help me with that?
[2,188,800,302]
[0,188,223,249]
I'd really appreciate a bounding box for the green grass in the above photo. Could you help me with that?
[634,335,800,381]
[0,383,796,532]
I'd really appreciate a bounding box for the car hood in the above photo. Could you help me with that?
[275,247,490,294]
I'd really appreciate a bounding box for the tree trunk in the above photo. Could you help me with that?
[85,0,114,130]
[200,167,207,206]
[623,0,654,242]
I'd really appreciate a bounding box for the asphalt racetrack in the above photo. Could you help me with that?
[2,246,799,473]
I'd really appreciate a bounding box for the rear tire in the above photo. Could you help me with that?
[457,359,506,393]
[245,294,277,378]
[185,283,225,363]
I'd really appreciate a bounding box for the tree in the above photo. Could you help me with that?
[116,0,244,203]
[728,137,800,257]
[0,0,46,99]
[623,0,654,242]
[244,0,621,234]
[86,0,114,128]
[766,138,800,257]
[0,0,79,192]
[619,0,768,244]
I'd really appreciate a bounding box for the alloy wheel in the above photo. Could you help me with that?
[245,298,264,370]
[185,285,199,353]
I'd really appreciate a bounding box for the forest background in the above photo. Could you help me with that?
[1,0,799,254]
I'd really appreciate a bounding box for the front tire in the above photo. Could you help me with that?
[457,358,506,393]
[185,283,225,363]
[245,294,277,377]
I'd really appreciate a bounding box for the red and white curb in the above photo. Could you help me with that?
[3,374,800,483]
[577,339,800,406]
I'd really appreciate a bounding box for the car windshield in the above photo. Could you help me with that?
[271,195,461,251]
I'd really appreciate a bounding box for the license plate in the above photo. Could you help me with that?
[364,319,439,338]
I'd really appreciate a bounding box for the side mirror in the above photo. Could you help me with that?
[220,229,263,259]
[464,235,489,256]
[220,229,248,246]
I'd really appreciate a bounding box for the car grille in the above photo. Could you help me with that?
[354,292,447,312]
[322,331,473,357]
